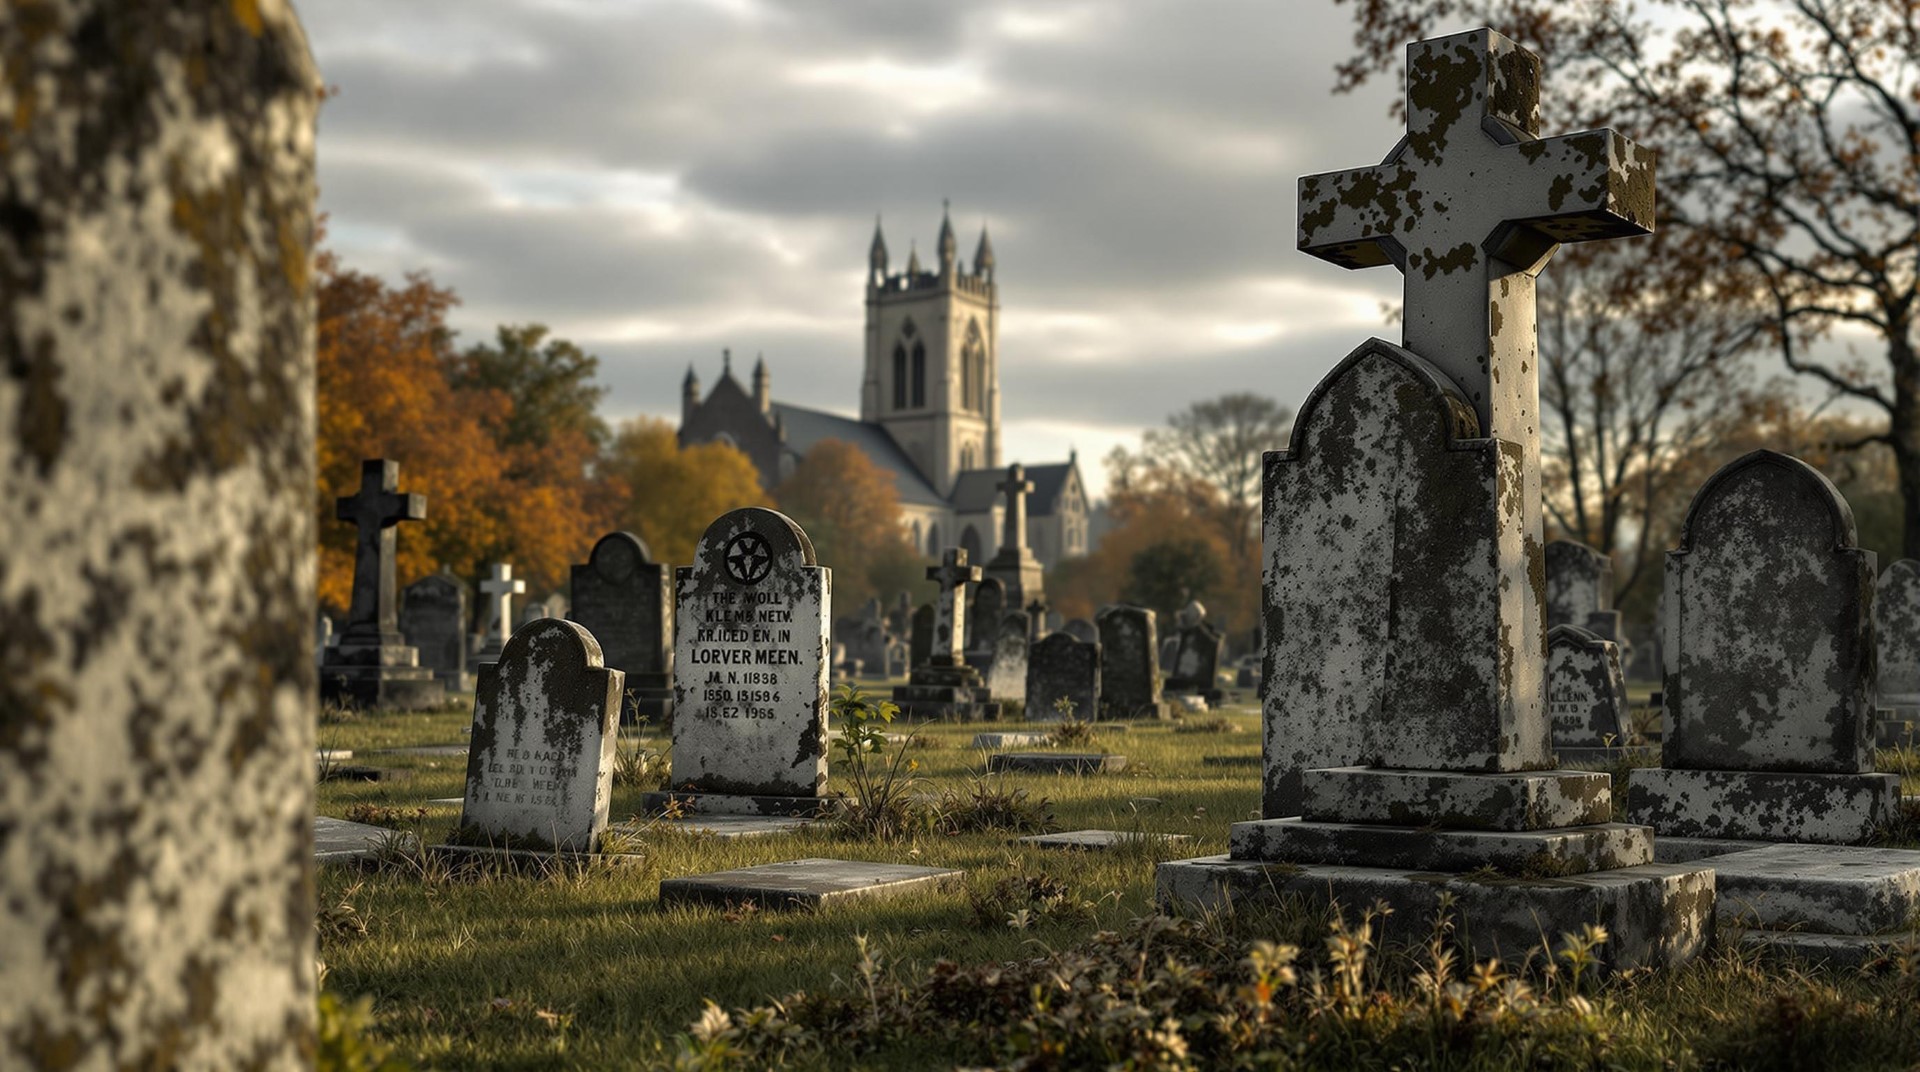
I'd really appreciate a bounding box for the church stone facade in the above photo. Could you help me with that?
[679,206,1090,569]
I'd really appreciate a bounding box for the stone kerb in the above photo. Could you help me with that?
[657,508,832,812]
[1628,450,1897,845]
[1261,337,1540,818]
[457,618,623,853]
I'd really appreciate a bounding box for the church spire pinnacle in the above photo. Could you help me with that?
[868,215,888,281]
[906,239,922,277]
[937,198,956,272]
[973,222,995,280]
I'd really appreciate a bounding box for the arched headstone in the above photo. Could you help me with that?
[569,530,675,723]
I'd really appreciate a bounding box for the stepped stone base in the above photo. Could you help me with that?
[893,663,996,721]
[1299,767,1611,831]
[1229,818,1652,876]
[1707,844,1920,934]
[641,790,837,818]
[1627,767,1901,843]
[1653,836,1772,863]
[319,662,444,711]
[1738,929,1920,966]
[1157,855,1714,973]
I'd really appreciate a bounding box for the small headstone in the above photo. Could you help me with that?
[1027,632,1100,721]
[402,573,470,691]
[1062,617,1098,644]
[476,562,526,664]
[520,602,551,625]
[909,604,933,668]
[1546,539,1624,643]
[455,618,623,853]
[1874,559,1920,736]
[648,508,830,815]
[569,531,675,723]
[1164,600,1223,705]
[315,614,334,666]
[885,638,909,678]
[1547,625,1630,749]
[1096,604,1167,719]
[316,816,411,867]
[319,460,445,710]
[1628,451,1899,845]
[658,858,963,910]
[986,610,1031,704]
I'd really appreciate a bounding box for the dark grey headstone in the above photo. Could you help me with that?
[569,531,673,720]
[1027,632,1100,721]
[1062,617,1098,644]
[909,603,933,668]
[320,460,443,710]
[1874,559,1920,701]
[1096,604,1163,719]
[402,573,468,688]
[969,577,1006,651]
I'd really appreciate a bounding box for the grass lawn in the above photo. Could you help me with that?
[316,686,1920,1071]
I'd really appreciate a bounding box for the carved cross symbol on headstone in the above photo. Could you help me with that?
[997,463,1036,553]
[927,548,981,666]
[1297,28,1654,529]
[479,563,526,655]
[335,459,427,645]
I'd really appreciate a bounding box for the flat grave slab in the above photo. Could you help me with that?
[987,752,1128,775]
[1017,829,1194,851]
[659,858,964,910]
[371,743,468,757]
[613,815,810,840]
[971,732,1052,749]
[426,798,463,807]
[316,749,354,764]
[1707,844,1920,933]
[315,816,409,866]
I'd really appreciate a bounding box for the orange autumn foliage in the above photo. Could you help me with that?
[600,417,768,566]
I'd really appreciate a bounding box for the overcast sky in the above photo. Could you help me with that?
[305,1,1438,500]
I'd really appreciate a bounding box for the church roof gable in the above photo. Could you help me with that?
[770,402,948,507]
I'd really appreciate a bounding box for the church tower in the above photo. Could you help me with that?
[860,203,1001,495]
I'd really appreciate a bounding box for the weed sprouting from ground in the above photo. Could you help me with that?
[613,742,670,791]
[933,778,1056,835]
[1047,695,1097,746]
[827,685,929,840]
[344,803,428,829]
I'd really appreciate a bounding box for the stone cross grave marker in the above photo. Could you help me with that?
[892,548,995,719]
[985,463,1045,609]
[987,610,1031,704]
[1547,539,1623,643]
[1025,599,1048,642]
[1097,604,1165,719]
[402,572,469,690]
[457,619,623,852]
[656,508,830,813]
[1028,632,1100,722]
[477,562,526,663]
[927,548,981,667]
[1546,624,1629,750]
[569,531,675,723]
[321,459,443,710]
[1628,451,1898,844]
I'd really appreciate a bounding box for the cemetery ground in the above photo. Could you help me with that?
[316,685,1920,1071]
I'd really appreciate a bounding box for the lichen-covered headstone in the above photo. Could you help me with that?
[1166,601,1224,705]
[568,530,674,722]
[1874,559,1920,709]
[1547,539,1624,643]
[987,611,1031,704]
[1062,617,1098,644]
[1097,604,1166,719]
[1627,451,1898,843]
[1547,625,1629,748]
[661,508,830,810]
[968,576,1006,655]
[0,2,320,1065]
[459,619,623,852]
[1028,632,1100,721]
[402,572,469,690]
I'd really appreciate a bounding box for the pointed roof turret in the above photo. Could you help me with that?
[868,216,888,277]
[683,362,699,389]
[973,223,995,278]
[721,347,736,380]
[906,240,922,277]
[936,198,956,270]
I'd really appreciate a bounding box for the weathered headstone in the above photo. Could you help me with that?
[520,601,551,625]
[0,3,320,1062]
[1164,600,1224,705]
[1062,617,1098,644]
[986,610,1031,704]
[647,508,831,815]
[1547,539,1624,644]
[402,572,471,691]
[885,638,909,678]
[1163,28,1711,971]
[966,576,1007,664]
[1097,604,1167,720]
[320,460,445,710]
[1547,624,1630,751]
[1628,451,1898,845]
[454,619,623,852]
[1874,559,1920,742]
[477,562,526,664]
[1027,632,1100,721]
[983,463,1045,609]
[569,531,674,723]
[909,603,933,668]
[894,549,995,720]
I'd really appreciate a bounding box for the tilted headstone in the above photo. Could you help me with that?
[0,4,321,1062]
[1547,539,1624,644]
[402,572,470,690]
[649,508,831,815]
[983,463,1045,609]
[477,562,526,664]
[986,611,1032,704]
[1027,632,1100,722]
[320,460,445,710]
[1164,29,1711,970]
[909,603,933,668]
[569,531,674,723]
[1627,451,1898,843]
[1062,617,1098,644]
[893,548,994,720]
[456,619,622,852]
[1873,559,1920,733]
[1165,600,1224,704]
[1097,604,1166,719]
[1547,625,1629,749]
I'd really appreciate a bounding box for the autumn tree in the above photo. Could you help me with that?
[1335,0,1920,552]
[773,438,926,610]
[600,417,767,566]
[451,323,610,452]
[1141,392,1293,564]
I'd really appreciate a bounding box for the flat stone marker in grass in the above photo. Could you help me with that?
[317,749,355,763]
[316,816,410,866]
[1018,829,1194,851]
[373,744,469,757]
[1707,844,1920,936]
[971,732,1052,749]
[987,752,1127,775]
[659,858,964,910]
[612,815,810,840]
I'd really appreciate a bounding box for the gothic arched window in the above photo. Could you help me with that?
[892,343,907,409]
[926,523,941,555]
[962,321,986,411]
[960,525,981,562]
[910,341,926,408]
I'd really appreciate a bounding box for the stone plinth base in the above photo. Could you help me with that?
[659,858,964,910]
[319,662,444,711]
[1652,836,1772,863]
[893,663,996,721]
[1156,855,1714,972]
[641,790,836,817]
[1626,767,1901,843]
[1229,818,1652,876]
[1554,744,1660,766]
[1707,844,1920,934]
[1300,767,1611,831]
[1737,930,1920,966]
